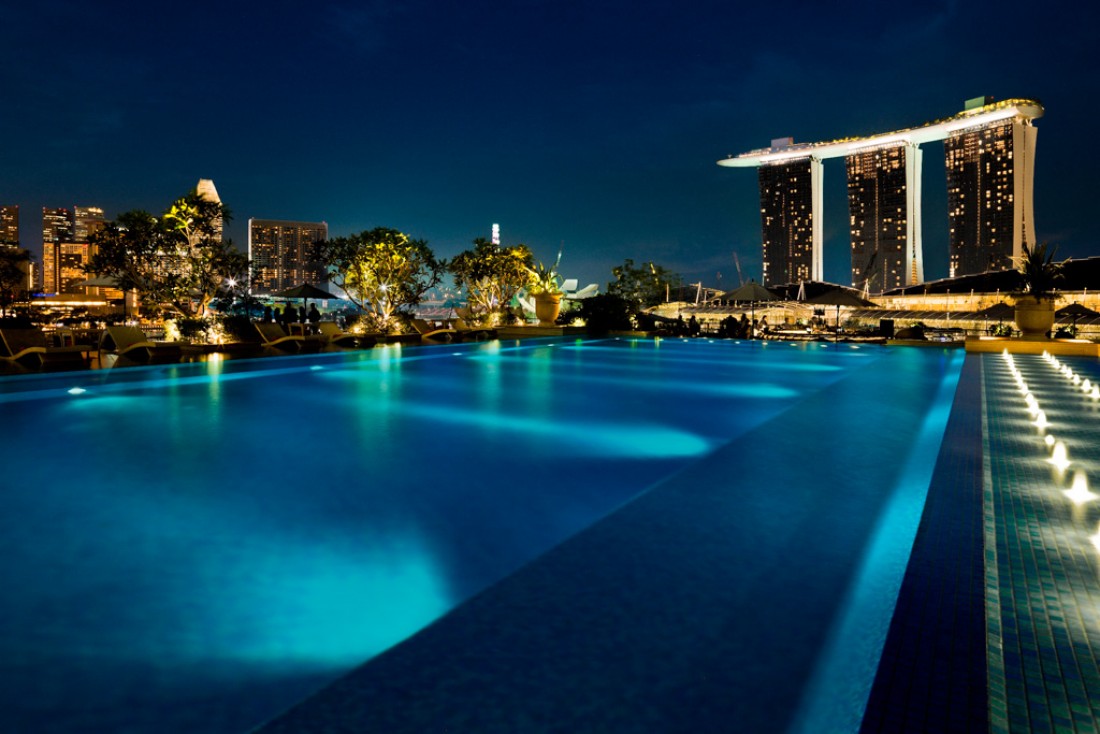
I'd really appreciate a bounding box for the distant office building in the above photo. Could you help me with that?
[0,205,18,246]
[42,207,73,295]
[758,156,822,286]
[73,206,105,243]
[248,219,329,295]
[846,143,924,293]
[42,205,103,295]
[945,106,1038,277]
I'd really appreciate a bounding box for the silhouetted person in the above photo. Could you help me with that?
[298,306,307,324]
[308,304,321,325]
[262,305,272,323]
[272,306,282,325]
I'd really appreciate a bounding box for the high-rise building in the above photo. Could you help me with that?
[945,107,1038,277]
[42,206,103,295]
[720,98,1042,289]
[41,207,73,295]
[758,157,822,286]
[73,206,105,243]
[248,219,329,295]
[0,205,18,246]
[846,143,924,293]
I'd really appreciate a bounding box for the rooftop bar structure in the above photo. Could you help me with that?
[718,98,1044,291]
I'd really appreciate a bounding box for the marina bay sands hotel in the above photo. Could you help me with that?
[718,97,1043,292]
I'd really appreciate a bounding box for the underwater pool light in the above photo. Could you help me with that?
[67,387,87,396]
[1049,441,1070,471]
[1064,471,1097,506]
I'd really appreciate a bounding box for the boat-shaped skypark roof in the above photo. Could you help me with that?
[718,98,1043,167]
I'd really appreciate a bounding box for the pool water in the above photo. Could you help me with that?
[0,338,963,733]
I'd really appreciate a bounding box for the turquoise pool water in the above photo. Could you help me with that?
[0,338,963,733]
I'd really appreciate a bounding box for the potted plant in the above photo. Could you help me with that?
[1013,242,1064,338]
[527,257,564,326]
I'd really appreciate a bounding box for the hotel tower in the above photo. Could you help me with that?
[248,219,329,295]
[719,97,1042,290]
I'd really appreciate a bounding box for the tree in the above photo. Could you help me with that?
[607,258,679,311]
[0,247,32,317]
[87,191,248,317]
[449,238,534,323]
[317,227,445,333]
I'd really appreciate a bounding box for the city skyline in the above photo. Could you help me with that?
[2,2,1097,291]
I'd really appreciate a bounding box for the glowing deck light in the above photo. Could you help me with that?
[1064,471,1097,506]
[1092,387,1100,400]
[67,387,86,395]
[1048,441,1070,471]
[1090,524,1100,554]
[1082,379,1093,392]
[1033,410,1050,431]
[1045,434,1055,448]
[1073,374,1082,385]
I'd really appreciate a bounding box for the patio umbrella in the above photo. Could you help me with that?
[722,280,780,337]
[1056,302,1100,331]
[273,283,341,324]
[805,287,877,342]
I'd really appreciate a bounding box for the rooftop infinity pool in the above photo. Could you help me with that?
[0,337,963,732]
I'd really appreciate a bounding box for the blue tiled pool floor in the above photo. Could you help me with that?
[254,346,962,733]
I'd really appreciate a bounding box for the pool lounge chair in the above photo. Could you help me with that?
[254,322,322,352]
[317,322,376,348]
[0,328,88,371]
[100,326,183,362]
[411,318,460,342]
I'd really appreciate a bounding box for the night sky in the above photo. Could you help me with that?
[2,0,1096,292]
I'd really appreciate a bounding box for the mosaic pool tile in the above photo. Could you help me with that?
[983,351,1100,734]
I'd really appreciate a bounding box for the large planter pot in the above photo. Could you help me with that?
[533,292,563,326]
[1014,298,1056,338]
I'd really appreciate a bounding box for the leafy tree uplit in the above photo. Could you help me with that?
[317,227,445,333]
[448,238,534,323]
[87,191,248,316]
[607,258,678,311]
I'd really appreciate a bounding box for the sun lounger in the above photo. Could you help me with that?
[100,325,183,362]
[0,328,88,370]
[254,322,322,352]
[411,318,460,342]
[317,322,375,348]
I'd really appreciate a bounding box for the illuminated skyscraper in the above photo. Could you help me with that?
[41,207,73,295]
[0,205,18,246]
[945,104,1038,277]
[42,206,103,295]
[248,219,329,294]
[720,98,1042,288]
[846,143,924,292]
[73,206,105,243]
[758,155,822,286]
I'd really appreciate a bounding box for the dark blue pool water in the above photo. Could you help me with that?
[0,338,963,733]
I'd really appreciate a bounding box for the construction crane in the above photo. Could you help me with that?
[733,252,744,286]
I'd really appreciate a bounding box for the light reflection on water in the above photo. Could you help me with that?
[0,337,935,733]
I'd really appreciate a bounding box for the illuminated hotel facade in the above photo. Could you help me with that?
[759,153,821,284]
[719,97,1042,290]
[247,219,328,295]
